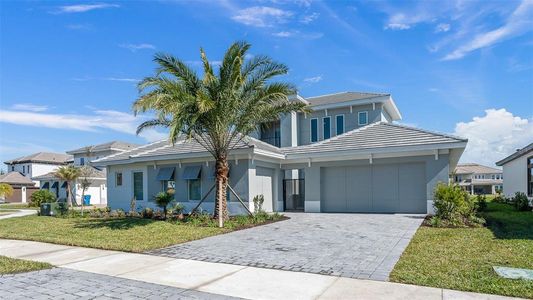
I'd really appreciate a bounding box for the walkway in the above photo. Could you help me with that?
[0,209,37,220]
[0,239,520,300]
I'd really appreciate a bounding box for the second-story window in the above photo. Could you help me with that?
[310,118,318,143]
[358,111,368,126]
[80,157,85,165]
[336,115,344,135]
[323,117,331,140]
[22,166,25,174]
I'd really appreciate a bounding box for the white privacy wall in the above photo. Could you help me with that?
[501,155,528,198]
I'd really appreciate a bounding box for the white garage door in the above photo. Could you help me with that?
[321,163,426,213]
[255,167,274,212]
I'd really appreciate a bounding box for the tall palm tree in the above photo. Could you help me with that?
[134,41,309,227]
[54,166,80,208]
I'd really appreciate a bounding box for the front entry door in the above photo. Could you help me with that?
[283,179,305,211]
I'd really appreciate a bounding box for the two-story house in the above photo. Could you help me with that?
[33,141,138,205]
[454,163,503,195]
[496,142,533,199]
[4,152,73,187]
[93,91,467,215]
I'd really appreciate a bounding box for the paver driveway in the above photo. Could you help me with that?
[148,213,424,281]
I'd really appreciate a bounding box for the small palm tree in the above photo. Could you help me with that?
[134,41,309,227]
[0,183,13,200]
[154,191,173,219]
[54,166,80,208]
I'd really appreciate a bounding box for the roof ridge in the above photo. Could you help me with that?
[386,122,467,142]
[93,139,168,162]
[132,140,179,157]
[305,91,388,99]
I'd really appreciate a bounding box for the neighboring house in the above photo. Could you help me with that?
[0,172,39,203]
[496,142,533,199]
[454,163,503,195]
[4,152,72,187]
[93,91,467,215]
[33,141,139,205]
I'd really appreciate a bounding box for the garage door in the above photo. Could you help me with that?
[321,163,426,213]
[255,167,274,212]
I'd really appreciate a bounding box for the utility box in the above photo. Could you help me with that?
[40,203,51,216]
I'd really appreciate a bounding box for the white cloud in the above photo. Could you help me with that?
[443,0,533,60]
[435,23,451,32]
[385,23,411,30]
[102,77,140,82]
[303,75,322,83]
[11,104,48,112]
[454,108,533,166]
[272,31,293,37]
[66,24,93,30]
[300,12,319,24]
[55,3,119,13]
[231,6,293,27]
[0,108,166,142]
[119,43,156,52]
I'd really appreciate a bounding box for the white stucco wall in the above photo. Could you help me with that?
[501,155,528,198]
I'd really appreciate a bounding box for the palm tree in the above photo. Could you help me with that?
[0,183,13,201]
[54,166,80,208]
[134,41,309,227]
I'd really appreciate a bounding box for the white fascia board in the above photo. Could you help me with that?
[385,96,402,120]
[284,141,466,162]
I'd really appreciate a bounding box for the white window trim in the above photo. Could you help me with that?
[132,171,144,201]
[188,178,202,201]
[335,114,345,135]
[358,111,368,126]
[323,116,331,140]
[310,118,318,143]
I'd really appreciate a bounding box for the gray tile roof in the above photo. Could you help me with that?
[92,135,283,165]
[32,166,105,181]
[496,142,533,166]
[4,152,73,165]
[455,163,502,175]
[305,91,389,107]
[282,122,467,156]
[0,172,35,186]
[67,141,140,154]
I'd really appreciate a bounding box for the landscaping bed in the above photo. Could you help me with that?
[0,212,287,252]
[391,201,533,298]
[0,255,52,274]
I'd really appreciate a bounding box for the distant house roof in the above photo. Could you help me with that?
[303,91,402,121]
[496,142,533,166]
[67,141,140,155]
[282,122,467,157]
[455,163,502,175]
[92,135,283,166]
[4,152,72,165]
[0,172,35,186]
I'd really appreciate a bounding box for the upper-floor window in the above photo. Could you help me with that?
[310,118,318,143]
[11,166,14,171]
[22,166,25,174]
[80,157,85,165]
[358,111,368,126]
[527,156,533,197]
[323,117,331,140]
[336,115,344,135]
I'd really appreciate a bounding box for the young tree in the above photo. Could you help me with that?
[134,41,309,227]
[54,166,80,208]
[154,191,173,219]
[78,166,93,216]
[0,183,13,201]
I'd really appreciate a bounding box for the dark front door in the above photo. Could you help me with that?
[283,179,305,211]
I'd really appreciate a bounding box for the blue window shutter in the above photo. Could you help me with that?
[311,119,318,142]
[323,117,331,140]
[336,115,344,135]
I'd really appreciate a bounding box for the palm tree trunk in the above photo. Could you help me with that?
[214,157,229,227]
[67,182,73,208]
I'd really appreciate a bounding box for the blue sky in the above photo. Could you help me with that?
[0,0,532,169]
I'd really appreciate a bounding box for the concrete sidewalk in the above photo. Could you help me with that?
[0,209,37,220]
[0,239,521,300]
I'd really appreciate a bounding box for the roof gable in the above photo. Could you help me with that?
[496,142,533,166]
[0,172,35,185]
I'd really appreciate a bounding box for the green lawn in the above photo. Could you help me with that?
[0,255,52,274]
[391,202,533,299]
[0,214,284,252]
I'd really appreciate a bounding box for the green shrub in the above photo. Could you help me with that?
[475,194,488,212]
[512,192,531,211]
[140,207,153,219]
[432,183,484,227]
[30,190,56,207]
